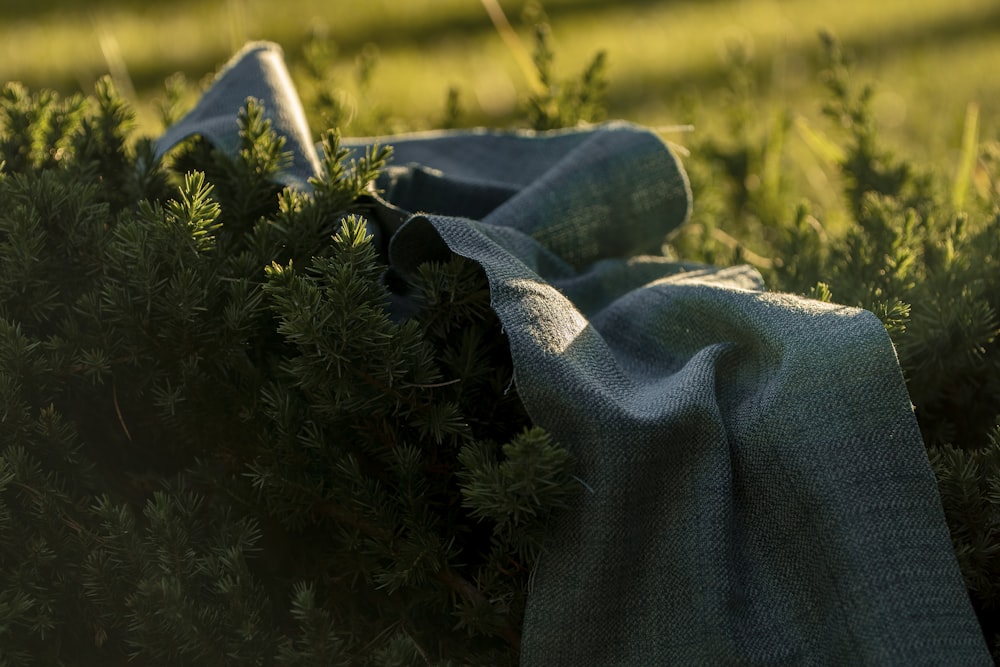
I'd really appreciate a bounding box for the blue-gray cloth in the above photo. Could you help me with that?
[155,43,991,664]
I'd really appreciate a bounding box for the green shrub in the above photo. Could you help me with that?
[0,72,585,664]
[0,24,998,663]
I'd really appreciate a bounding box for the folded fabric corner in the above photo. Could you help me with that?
[154,40,321,191]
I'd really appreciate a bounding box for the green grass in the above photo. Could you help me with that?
[1,0,997,169]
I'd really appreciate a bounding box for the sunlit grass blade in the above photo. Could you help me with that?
[93,17,136,103]
[481,0,545,96]
[794,114,846,166]
[952,102,979,211]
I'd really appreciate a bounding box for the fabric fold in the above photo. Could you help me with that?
[395,208,990,664]
[357,121,692,269]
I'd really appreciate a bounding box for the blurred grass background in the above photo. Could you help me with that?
[1,0,998,173]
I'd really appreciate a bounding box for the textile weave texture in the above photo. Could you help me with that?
[156,42,991,664]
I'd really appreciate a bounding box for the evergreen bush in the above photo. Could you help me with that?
[0,23,998,664]
[0,70,580,665]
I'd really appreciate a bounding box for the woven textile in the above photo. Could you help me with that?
[156,43,991,665]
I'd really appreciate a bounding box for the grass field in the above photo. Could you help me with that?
[1,0,998,170]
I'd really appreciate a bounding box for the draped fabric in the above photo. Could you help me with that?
[156,42,990,664]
